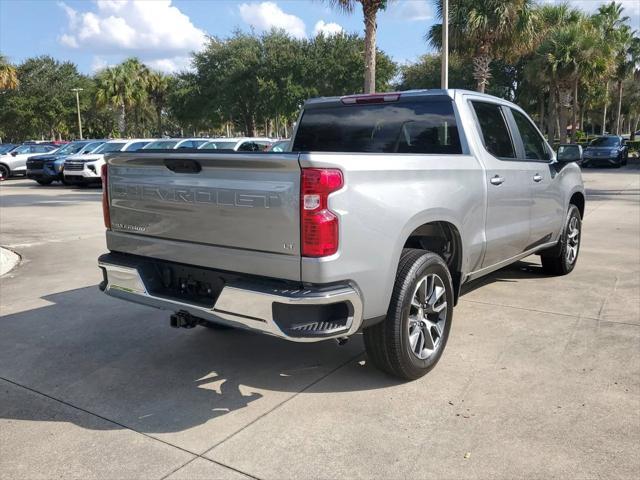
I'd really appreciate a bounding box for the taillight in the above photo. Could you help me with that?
[301,168,343,257]
[101,164,110,229]
[341,93,401,105]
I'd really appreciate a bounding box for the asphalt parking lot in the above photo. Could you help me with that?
[1,165,639,480]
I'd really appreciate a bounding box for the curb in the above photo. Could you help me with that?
[0,247,20,276]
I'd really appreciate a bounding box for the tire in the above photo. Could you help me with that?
[37,179,52,186]
[364,249,454,380]
[0,164,10,179]
[541,204,582,275]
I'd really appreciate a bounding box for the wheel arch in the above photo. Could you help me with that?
[401,220,464,305]
[569,191,585,218]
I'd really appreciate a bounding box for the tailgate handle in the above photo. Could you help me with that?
[163,159,202,174]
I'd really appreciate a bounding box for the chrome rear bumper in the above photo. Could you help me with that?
[98,257,363,342]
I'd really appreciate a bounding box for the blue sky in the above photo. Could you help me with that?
[0,0,437,73]
[0,1,638,74]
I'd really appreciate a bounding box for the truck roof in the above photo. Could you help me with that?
[303,89,511,109]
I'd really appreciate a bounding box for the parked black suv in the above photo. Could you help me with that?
[582,136,628,168]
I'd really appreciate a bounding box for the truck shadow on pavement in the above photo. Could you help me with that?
[1,259,573,435]
[0,285,397,435]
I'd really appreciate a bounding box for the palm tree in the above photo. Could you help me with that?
[427,0,537,93]
[147,71,170,136]
[613,33,640,134]
[536,16,607,143]
[523,3,582,140]
[593,2,630,134]
[324,0,387,93]
[122,58,151,136]
[0,54,19,90]
[96,65,135,137]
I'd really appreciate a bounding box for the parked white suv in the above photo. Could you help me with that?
[0,143,57,178]
[63,139,152,185]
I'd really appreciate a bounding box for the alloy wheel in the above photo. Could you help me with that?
[566,216,580,265]
[408,273,448,360]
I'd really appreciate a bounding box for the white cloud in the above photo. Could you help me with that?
[91,56,109,72]
[58,0,206,72]
[388,0,433,22]
[313,20,344,36]
[238,2,307,39]
[146,56,191,73]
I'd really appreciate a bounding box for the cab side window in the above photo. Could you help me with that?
[471,102,515,159]
[511,109,550,161]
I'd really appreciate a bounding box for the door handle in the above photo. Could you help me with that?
[490,175,504,186]
[533,174,543,183]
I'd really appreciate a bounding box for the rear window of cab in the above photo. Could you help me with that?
[292,100,462,154]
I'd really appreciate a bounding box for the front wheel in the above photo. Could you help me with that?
[364,249,454,380]
[541,204,582,275]
[0,164,10,179]
[37,179,52,186]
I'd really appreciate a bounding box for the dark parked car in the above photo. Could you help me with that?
[26,140,106,185]
[582,135,628,168]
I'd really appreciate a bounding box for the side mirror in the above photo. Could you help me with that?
[556,144,582,163]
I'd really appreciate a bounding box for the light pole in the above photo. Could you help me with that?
[441,0,449,89]
[71,88,83,139]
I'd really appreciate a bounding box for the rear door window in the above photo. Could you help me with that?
[292,99,462,154]
[511,109,550,161]
[471,102,516,159]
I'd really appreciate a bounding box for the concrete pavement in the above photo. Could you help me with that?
[0,166,638,479]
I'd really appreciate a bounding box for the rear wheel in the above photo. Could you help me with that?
[541,204,581,275]
[37,179,52,186]
[364,249,453,380]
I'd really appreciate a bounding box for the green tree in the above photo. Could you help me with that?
[167,73,221,136]
[304,31,396,96]
[324,0,387,93]
[592,1,630,134]
[96,65,133,137]
[397,53,474,90]
[258,30,309,137]
[147,71,170,136]
[427,0,537,93]
[193,32,263,136]
[612,32,640,134]
[0,56,84,140]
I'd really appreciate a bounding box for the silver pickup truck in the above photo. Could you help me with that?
[98,89,585,380]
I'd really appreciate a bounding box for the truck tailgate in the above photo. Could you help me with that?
[106,152,301,276]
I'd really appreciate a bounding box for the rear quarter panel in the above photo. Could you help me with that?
[299,152,486,319]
